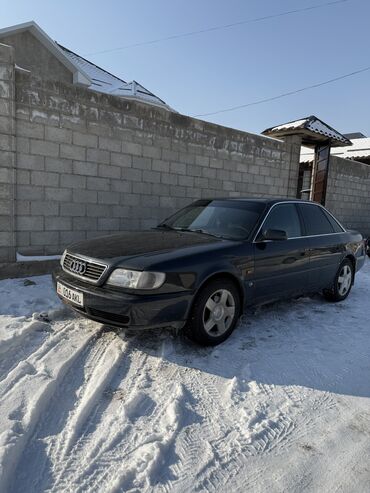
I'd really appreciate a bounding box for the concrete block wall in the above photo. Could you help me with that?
[0,31,73,85]
[326,155,370,237]
[9,69,300,257]
[283,134,302,198]
[0,43,16,263]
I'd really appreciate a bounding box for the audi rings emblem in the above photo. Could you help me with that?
[69,259,87,275]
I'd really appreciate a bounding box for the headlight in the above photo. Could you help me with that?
[106,269,166,289]
[60,250,66,267]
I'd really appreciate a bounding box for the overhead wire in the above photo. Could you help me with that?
[81,0,362,118]
[193,66,370,117]
[85,0,349,56]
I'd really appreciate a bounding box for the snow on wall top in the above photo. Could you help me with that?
[263,116,352,147]
[301,137,370,163]
[57,44,171,110]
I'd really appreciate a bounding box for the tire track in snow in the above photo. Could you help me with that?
[186,381,262,491]
[52,335,195,493]
[0,321,49,384]
[0,318,89,399]
[0,318,100,493]
[141,339,220,493]
[162,340,335,493]
[11,326,126,493]
[54,331,123,459]
[51,338,153,491]
[145,353,263,492]
[50,337,140,492]
[107,382,186,493]
[5,279,366,493]
[124,338,298,492]
[0,309,76,385]
[69,338,184,492]
[168,360,292,492]
[190,374,249,492]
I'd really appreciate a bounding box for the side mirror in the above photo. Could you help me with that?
[259,229,288,241]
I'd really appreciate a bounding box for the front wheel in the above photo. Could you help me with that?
[185,278,241,346]
[323,259,354,302]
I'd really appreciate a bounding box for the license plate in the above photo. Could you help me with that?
[57,282,84,307]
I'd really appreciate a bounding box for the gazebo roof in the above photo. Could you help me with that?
[262,115,352,148]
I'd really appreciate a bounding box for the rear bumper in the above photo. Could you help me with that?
[52,269,192,330]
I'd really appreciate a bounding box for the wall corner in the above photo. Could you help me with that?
[283,134,302,198]
[0,43,16,263]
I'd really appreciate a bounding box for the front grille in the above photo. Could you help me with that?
[63,253,107,283]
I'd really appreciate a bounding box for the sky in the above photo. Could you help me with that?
[1,0,369,136]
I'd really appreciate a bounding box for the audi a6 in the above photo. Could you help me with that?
[53,198,366,345]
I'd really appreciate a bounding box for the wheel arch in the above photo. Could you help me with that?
[187,271,245,318]
[343,254,356,282]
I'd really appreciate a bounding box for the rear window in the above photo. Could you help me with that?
[321,209,344,233]
[299,204,335,235]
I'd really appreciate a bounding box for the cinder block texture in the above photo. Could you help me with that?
[0,43,15,262]
[326,156,370,237]
[8,66,303,256]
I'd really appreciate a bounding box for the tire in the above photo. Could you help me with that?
[323,259,354,302]
[185,278,241,346]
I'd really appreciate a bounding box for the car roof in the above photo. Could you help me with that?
[202,197,317,206]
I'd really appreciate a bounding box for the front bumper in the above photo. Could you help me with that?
[52,269,192,330]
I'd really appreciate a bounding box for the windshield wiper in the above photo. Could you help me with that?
[159,226,196,233]
[155,225,225,239]
[185,228,225,239]
[155,223,175,230]
[155,225,197,232]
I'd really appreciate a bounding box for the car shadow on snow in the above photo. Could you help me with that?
[109,289,370,400]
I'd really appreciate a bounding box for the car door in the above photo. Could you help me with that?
[297,203,344,290]
[253,203,310,303]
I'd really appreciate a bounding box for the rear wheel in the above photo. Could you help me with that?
[323,259,354,302]
[185,278,241,346]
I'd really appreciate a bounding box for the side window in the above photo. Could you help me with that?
[261,204,302,238]
[321,209,344,233]
[299,204,335,235]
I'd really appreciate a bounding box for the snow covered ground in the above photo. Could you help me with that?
[0,262,370,493]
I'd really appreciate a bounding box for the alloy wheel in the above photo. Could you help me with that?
[337,264,352,296]
[202,289,236,336]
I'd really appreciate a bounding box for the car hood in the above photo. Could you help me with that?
[68,230,222,263]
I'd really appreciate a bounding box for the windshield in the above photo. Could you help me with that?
[158,200,266,240]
